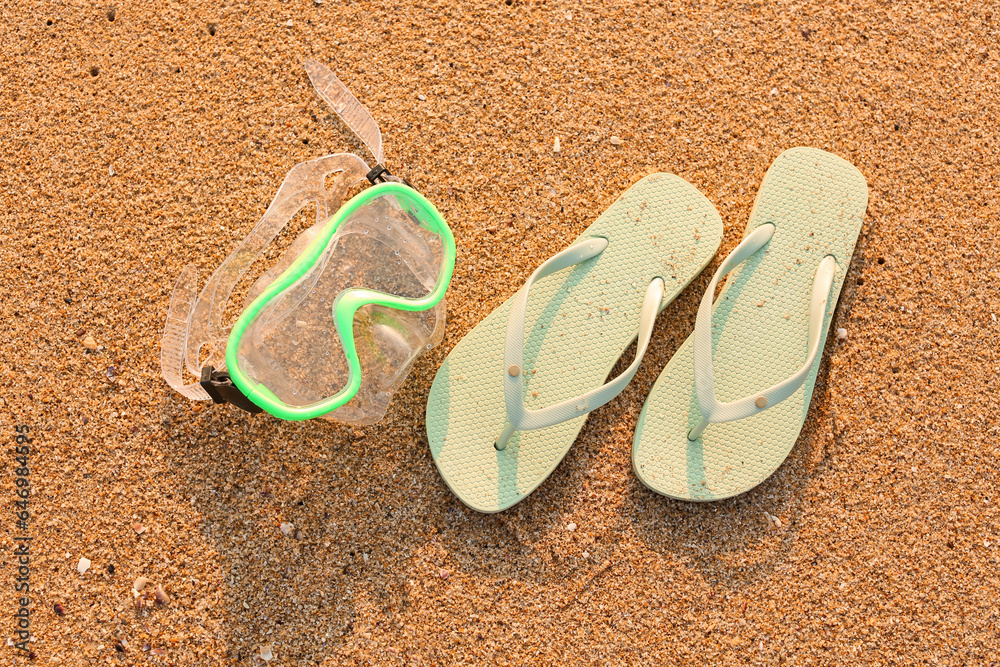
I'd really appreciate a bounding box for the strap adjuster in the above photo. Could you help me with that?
[199,366,263,414]
[366,164,414,189]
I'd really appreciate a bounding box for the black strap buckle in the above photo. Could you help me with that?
[200,366,263,414]
[366,164,391,184]
[366,164,414,189]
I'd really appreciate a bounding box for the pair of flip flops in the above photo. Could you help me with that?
[427,148,869,512]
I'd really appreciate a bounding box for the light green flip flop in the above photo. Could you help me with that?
[632,147,869,501]
[426,174,724,513]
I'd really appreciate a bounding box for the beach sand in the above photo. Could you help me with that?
[1,0,998,663]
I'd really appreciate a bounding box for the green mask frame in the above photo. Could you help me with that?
[223,182,456,421]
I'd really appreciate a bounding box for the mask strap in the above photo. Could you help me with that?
[305,60,415,189]
[305,59,384,166]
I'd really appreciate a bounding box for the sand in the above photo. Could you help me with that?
[2,0,998,664]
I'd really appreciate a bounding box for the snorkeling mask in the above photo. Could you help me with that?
[160,61,456,424]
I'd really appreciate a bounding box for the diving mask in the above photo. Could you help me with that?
[160,61,456,424]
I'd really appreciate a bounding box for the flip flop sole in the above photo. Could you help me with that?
[427,174,723,512]
[633,148,868,501]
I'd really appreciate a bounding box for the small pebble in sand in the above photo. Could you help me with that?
[115,640,127,653]
[107,564,115,574]
[53,603,65,616]
[133,523,146,534]
[78,557,91,574]
[108,164,115,176]
[770,87,779,96]
[155,584,171,606]
[83,335,98,350]
[440,568,450,579]
[582,551,590,558]
[609,136,624,146]
[293,528,304,540]
[764,512,782,530]
[837,327,848,339]
[134,576,149,593]
[553,137,561,153]
[257,645,274,661]
[280,522,294,536]
[567,522,577,532]
[417,94,427,101]
[285,20,293,27]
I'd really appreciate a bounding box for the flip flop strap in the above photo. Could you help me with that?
[499,237,665,444]
[690,223,837,438]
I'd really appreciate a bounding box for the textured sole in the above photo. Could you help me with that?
[632,147,869,501]
[426,174,724,513]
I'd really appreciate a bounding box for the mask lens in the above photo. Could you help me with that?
[232,188,448,424]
